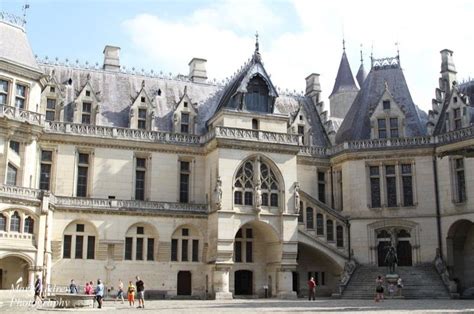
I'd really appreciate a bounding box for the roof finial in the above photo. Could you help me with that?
[395,41,400,62]
[343,38,346,51]
[255,31,259,54]
[22,2,30,25]
[360,44,363,63]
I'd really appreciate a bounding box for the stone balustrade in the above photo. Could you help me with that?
[210,126,300,145]
[0,231,34,240]
[0,184,43,200]
[0,105,44,126]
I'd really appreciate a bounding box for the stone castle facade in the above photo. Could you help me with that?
[0,12,473,299]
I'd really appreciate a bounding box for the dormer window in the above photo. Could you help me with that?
[298,125,305,144]
[454,108,462,130]
[383,100,391,110]
[181,113,189,133]
[50,86,55,93]
[244,75,269,112]
[453,96,458,103]
[46,98,56,121]
[141,97,146,103]
[82,102,92,124]
[390,118,399,138]
[299,115,303,121]
[85,90,91,97]
[137,109,147,130]
[184,102,188,108]
[377,119,387,138]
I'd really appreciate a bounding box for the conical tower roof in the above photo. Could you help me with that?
[329,49,359,98]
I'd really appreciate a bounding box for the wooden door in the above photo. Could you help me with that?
[177,271,192,295]
[397,241,413,266]
[235,270,253,295]
[377,241,390,266]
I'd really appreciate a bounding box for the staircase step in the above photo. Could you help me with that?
[341,264,450,300]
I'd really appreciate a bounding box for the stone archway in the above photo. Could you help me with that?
[446,219,474,297]
[230,220,281,298]
[0,254,33,289]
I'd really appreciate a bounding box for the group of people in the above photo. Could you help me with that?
[67,276,145,309]
[375,275,404,302]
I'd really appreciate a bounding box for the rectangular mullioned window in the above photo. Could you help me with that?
[369,163,416,209]
[0,80,9,105]
[452,157,466,203]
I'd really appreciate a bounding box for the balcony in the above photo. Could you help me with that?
[0,184,207,215]
[206,126,300,146]
[0,104,44,126]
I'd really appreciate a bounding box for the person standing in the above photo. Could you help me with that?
[375,275,384,302]
[127,281,136,307]
[33,275,42,305]
[135,276,145,309]
[84,282,93,295]
[116,279,125,303]
[95,279,105,309]
[69,279,78,294]
[307,277,316,300]
[397,277,404,296]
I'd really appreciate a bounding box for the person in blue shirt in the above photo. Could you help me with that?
[95,279,105,309]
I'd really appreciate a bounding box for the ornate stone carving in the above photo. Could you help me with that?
[254,179,262,212]
[213,176,222,210]
[294,182,300,214]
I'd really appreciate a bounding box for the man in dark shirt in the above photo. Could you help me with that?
[135,276,145,309]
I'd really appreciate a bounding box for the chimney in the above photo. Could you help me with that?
[440,49,457,92]
[188,58,207,83]
[305,73,321,101]
[103,45,121,72]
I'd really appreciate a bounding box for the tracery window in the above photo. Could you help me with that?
[369,166,381,208]
[385,165,397,207]
[234,161,254,206]
[0,214,5,231]
[10,211,20,232]
[233,157,281,209]
[401,164,413,206]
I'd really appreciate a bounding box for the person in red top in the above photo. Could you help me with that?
[307,277,316,300]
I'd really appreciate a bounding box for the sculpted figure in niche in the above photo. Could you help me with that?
[214,176,222,210]
[294,182,300,214]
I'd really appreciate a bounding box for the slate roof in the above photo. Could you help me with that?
[356,63,368,88]
[329,51,359,98]
[40,60,330,146]
[0,20,40,71]
[335,59,426,143]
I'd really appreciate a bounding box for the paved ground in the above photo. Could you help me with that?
[1,299,474,313]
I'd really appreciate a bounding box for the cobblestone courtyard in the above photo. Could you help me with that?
[1,299,473,313]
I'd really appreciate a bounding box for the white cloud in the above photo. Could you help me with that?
[122,0,474,113]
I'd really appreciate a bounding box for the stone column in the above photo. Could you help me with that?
[28,267,35,289]
[43,195,53,293]
[276,268,297,299]
[213,266,233,300]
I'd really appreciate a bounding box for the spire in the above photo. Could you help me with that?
[252,31,261,62]
[356,44,368,87]
[343,38,346,51]
[329,45,359,98]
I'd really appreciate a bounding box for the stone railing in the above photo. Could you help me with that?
[0,105,44,126]
[45,122,202,146]
[53,196,208,213]
[209,126,300,145]
[0,231,34,241]
[436,125,474,144]
[299,190,349,257]
[0,184,43,200]
[0,184,207,214]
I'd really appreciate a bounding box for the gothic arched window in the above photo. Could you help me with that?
[260,163,279,207]
[0,214,6,231]
[234,161,254,205]
[24,216,34,234]
[233,157,282,209]
[10,211,20,232]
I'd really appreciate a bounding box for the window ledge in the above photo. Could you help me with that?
[453,201,467,206]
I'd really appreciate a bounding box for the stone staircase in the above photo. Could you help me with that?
[342,264,450,299]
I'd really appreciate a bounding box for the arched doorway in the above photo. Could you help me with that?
[447,219,474,296]
[235,270,253,295]
[376,228,413,267]
[0,255,31,289]
[177,271,192,295]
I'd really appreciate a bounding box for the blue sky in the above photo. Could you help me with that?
[1,0,473,113]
